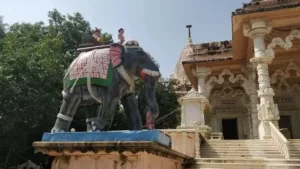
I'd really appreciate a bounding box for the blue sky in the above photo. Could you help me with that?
[0,0,247,77]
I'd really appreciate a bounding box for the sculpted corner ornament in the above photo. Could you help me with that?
[257,101,280,121]
[266,29,300,57]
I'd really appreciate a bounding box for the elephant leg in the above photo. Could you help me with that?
[51,91,81,133]
[101,96,120,131]
[121,93,142,130]
[85,104,106,132]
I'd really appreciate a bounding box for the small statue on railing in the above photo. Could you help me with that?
[118,28,125,45]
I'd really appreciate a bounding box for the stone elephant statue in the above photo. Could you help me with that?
[51,40,160,132]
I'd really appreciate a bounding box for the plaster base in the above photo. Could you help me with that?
[50,152,185,169]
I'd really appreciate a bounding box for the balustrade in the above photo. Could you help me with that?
[269,121,290,159]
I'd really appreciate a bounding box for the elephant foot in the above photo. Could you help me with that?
[51,128,67,133]
[91,121,102,132]
[86,118,105,132]
[146,112,155,130]
[51,115,73,133]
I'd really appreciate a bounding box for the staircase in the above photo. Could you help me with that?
[289,139,300,159]
[201,139,282,158]
[188,139,300,169]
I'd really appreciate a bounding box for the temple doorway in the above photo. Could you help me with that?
[222,118,238,139]
[279,115,293,139]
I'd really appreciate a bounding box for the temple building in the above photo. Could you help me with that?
[173,0,300,140]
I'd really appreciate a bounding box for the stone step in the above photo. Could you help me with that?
[195,158,300,164]
[205,142,275,144]
[202,145,278,147]
[201,150,281,154]
[200,153,300,158]
[200,154,283,158]
[207,140,274,143]
[187,158,300,169]
[204,144,276,147]
[189,163,300,169]
[205,141,274,144]
[201,146,279,150]
[288,139,300,141]
[205,141,275,144]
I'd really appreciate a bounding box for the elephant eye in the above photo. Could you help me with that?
[137,51,146,56]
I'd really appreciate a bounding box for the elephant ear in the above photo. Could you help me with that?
[109,43,125,68]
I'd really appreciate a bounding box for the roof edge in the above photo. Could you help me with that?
[232,2,300,16]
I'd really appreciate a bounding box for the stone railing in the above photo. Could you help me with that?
[269,121,290,159]
[211,132,224,140]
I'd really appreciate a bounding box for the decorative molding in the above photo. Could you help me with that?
[215,108,246,115]
[271,61,300,84]
[266,29,300,57]
[210,87,248,114]
[250,55,275,65]
[243,21,272,39]
[211,87,246,98]
[33,141,194,164]
[257,88,275,97]
[192,67,212,78]
[205,68,250,96]
[274,78,300,92]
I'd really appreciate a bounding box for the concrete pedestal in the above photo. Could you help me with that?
[33,130,193,169]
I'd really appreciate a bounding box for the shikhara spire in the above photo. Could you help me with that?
[186,25,193,44]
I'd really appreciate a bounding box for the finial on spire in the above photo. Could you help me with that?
[186,25,193,44]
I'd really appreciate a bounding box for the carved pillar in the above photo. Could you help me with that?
[194,122,201,158]
[182,132,187,154]
[243,20,280,140]
[180,104,185,127]
[192,66,211,96]
[244,64,259,139]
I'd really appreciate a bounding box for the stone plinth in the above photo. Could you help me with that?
[178,88,209,128]
[162,126,211,158]
[33,131,193,169]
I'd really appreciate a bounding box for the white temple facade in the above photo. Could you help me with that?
[173,0,300,140]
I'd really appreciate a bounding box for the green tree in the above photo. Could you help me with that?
[0,10,113,168]
[0,21,65,168]
[0,16,6,39]
[0,9,180,168]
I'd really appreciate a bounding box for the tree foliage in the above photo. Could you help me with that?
[0,9,179,168]
[0,9,113,168]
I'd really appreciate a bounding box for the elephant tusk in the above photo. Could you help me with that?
[141,69,160,77]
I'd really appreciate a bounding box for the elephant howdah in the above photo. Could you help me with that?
[51,40,161,133]
[64,48,114,90]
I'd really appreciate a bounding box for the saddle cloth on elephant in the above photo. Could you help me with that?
[64,46,122,90]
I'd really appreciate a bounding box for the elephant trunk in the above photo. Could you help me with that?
[144,75,159,130]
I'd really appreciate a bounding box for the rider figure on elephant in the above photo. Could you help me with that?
[118,28,125,45]
[93,27,103,44]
